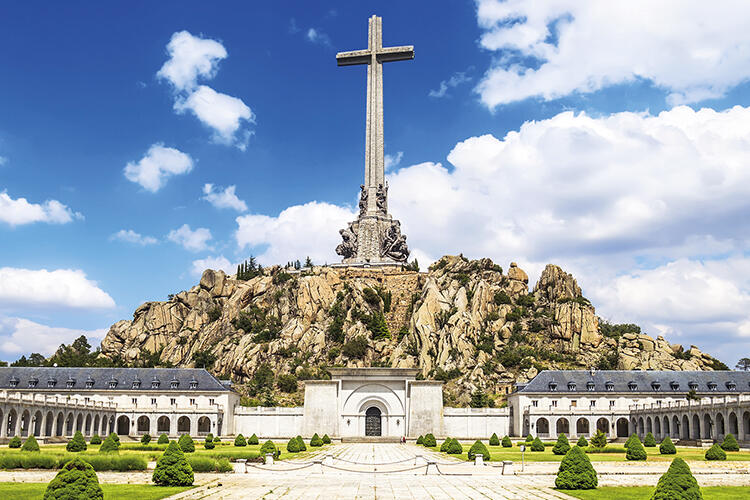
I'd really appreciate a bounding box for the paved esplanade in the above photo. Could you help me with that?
[335,16,412,265]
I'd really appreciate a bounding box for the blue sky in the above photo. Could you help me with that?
[3,1,750,366]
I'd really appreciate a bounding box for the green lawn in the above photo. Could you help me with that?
[0,483,192,500]
[564,486,749,500]
[428,444,750,462]
[4,442,265,461]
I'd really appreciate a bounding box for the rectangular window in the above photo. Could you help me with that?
[551,400,558,407]
[571,400,577,407]
[151,398,157,406]
[589,400,596,407]
[131,398,137,405]
[609,400,615,407]
[189,398,196,405]
[209,398,215,405]
[84,397,90,404]
[532,400,538,407]
[170,398,176,405]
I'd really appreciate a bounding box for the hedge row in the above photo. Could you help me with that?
[0,452,147,471]
[186,456,233,472]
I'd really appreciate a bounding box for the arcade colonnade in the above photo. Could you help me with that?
[526,412,631,440]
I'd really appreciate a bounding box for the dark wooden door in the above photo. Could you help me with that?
[365,407,381,436]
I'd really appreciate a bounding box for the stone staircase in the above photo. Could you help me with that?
[341,436,401,443]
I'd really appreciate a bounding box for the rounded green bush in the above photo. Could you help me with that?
[157,434,169,445]
[625,434,640,449]
[644,432,656,447]
[467,440,491,461]
[44,457,103,500]
[447,439,463,455]
[489,433,500,446]
[108,433,120,445]
[90,434,102,445]
[626,437,647,461]
[310,433,323,447]
[213,436,221,443]
[21,435,40,452]
[322,434,331,444]
[555,445,598,490]
[530,437,545,452]
[416,435,424,445]
[141,434,151,445]
[204,434,215,450]
[260,440,280,459]
[152,441,194,486]
[525,434,534,443]
[296,435,306,452]
[659,436,676,455]
[178,434,195,453]
[440,438,451,452]
[66,431,87,452]
[705,443,726,461]
[286,437,300,453]
[651,457,702,500]
[721,433,739,452]
[423,433,437,447]
[502,436,512,448]
[8,436,22,448]
[553,434,570,455]
[248,433,259,445]
[234,434,247,447]
[98,435,119,454]
[577,436,588,447]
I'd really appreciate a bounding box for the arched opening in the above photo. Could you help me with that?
[728,412,738,436]
[109,416,115,435]
[556,418,569,435]
[116,415,130,436]
[55,412,64,436]
[45,411,54,436]
[616,418,629,438]
[20,410,30,437]
[85,414,92,436]
[365,407,382,436]
[93,415,100,436]
[536,418,549,436]
[7,409,17,437]
[576,418,589,436]
[743,412,750,441]
[75,413,83,433]
[32,411,43,436]
[682,415,690,440]
[197,416,211,435]
[596,417,609,434]
[672,416,681,439]
[637,417,644,437]
[157,416,170,433]
[646,417,653,435]
[137,416,150,434]
[703,414,713,440]
[717,413,725,439]
[693,414,702,439]
[177,416,191,434]
[65,413,74,436]
[654,417,661,438]
[663,416,670,438]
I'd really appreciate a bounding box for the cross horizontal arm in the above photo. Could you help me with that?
[337,50,371,66]
[377,46,414,63]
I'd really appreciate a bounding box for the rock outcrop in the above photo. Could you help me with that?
[100,256,722,406]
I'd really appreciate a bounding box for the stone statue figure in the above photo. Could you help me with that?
[358,185,368,215]
[335,223,358,259]
[376,183,387,214]
[380,220,409,262]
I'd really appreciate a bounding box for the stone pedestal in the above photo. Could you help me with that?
[337,212,409,265]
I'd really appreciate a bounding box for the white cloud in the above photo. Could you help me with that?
[384,152,404,171]
[123,143,193,192]
[109,229,158,246]
[190,255,233,277]
[0,316,106,357]
[202,183,247,212]
[0,268,115,309]
[174,86,254,148]
[475,0,750,107]
[306,28,332,47]
[167,224,212,252]
[0,156,7,166]
[0,190,82,226]
[235,201,355,265]
[157,30,227,92]
[429,71,472,98]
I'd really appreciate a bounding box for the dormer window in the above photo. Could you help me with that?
[66,377,76,389]
[151,377,160,389]
[651,381,661,392]
[670,381,679,391]
[726,381,736,391]
[108,377,118,389]
[28,377,38,388]
[47,377,57,388]
[548,381,558,392]
[628,381,638,391]
[170,377,179,389]
[567,382,576,391]
[9,376,19,388]
[85,376,94,389]
[586,381,595,391]
[132,378,141,389]
[605,381,614,392]
[707,381,717,391]
[189,377,198,389]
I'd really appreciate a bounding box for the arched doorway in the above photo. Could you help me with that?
[116,416,130,436]
[20,410,30,436]
[365,407,381,436]
[197,417,211,435]
[85,414,92,436]
[728,412,738,436]
[596,417,609,434]
[556,418,569,435]
[662,416,670,438]
[137,416,150,434]
[177,416,191,434]
[33,411,43,436]
[45,411,54,437]
[157,416,170,434]
[616,418,629,437]
[536,418,549,436]
[576,418,589,436]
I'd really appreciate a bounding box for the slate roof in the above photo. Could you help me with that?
[0,367,231,392]
[517,370,750,395]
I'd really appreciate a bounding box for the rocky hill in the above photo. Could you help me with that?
[100,255,724,406]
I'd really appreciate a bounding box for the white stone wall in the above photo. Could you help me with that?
[304,381,339,437]
[339,379,407,437]
[407,382,443,437]
[233,406,303,438]
[443,407,510,439]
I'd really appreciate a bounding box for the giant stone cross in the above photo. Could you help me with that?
[335,15,412,265]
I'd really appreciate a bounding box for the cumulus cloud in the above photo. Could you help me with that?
[109,229,158,246]
[475,0,750,107]
[0,190,82,226]
[0,156,7,166]
[0,268,115,309]
[123,143,193,192]
[235,201,355,265]
[384,152,404,171]
[167,224,212,252]
[306,28,332,47]
[429,71,472,98]
[0,316,107,357]
[202,183,247,212]
[157,31,254,149]
[190,255,233,277]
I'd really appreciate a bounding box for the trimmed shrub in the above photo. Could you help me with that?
[63,454,146,471]
[157,434,169,445]
[721,433,739,452]
[447,439,463,455]
[296,435,307,452]
[644,432,656,447]
[234,434,247,447]
[213,436,221,443]
[141,434,151,445]
[659,436,676,455]
[310,433,323,447]
[98,435,119,454]
[705,443,726,461]
[525,434,534,443]
[178,434,195,453]
[590,430,607,449]
[66,431,87,452]
[423,433,437,447]
[8,436,21,449]
[260,440,280,459]
[286,438,300,453]
[44,457,103,500]
[555,445,598,490]
[577,436,588,447]
[204,434,215,450]
[502,436,512,448]
[552,434,571,455]
[489,433,500,446]
[416,435,424,445]
[322,434,331,444]
[108,433,120,445]
[186,456,233,473]
[624,434,640,449]
[530,437,545,452]
[467,440,491,461]
[152,441,194,486]
[626,437,647,461]
[248,433,259,445]
[440,438,451,452]
[651,457,702,500]
[90,434,102,445]
[21,435,40,452]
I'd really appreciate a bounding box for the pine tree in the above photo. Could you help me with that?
[310,433,323,447]
[651,457,702,499]
[440,438,452,452]
[721,433,739,452]
[626,436,647,460]
[152,441,194,486]
[705,443,726,461]
[234,434,247,447]
[322,434,331,444]
[552,434,571,455]
[577,436,588,447]
[644,432,656,447]
[489,433,500,446]
[21,435,40,452]
[590,430,607,449]
[157,433,169,444]
[248,433,259,445]
[44,457,103,500]
[178,434,195,453]
[141,434,151,445]
[531,437,545,452]
[502,435,512,447]
[659,436,676,455]
[468,440,491,461]
[99,434,119,453]
[286,437,300,453]
[8,436,21,448]
[66,431,87,452]
[90,434,102,445]
[555,446,598,490]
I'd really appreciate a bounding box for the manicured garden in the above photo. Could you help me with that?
[565,486,750,500]
[0,482,192,500]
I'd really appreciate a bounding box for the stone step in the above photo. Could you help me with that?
[341,436,402,443]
